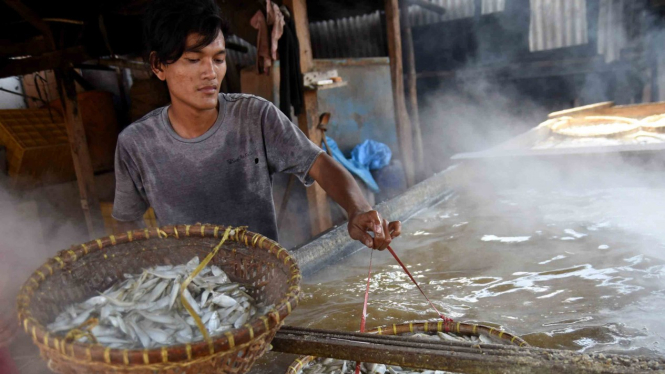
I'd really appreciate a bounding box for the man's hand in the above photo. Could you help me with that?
[308,154,402,249]
[348,210,402,250]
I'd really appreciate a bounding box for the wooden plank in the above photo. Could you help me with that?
[283,0,332,236]
[386,0,416,187]
[548,102,615,118]
[602,101,665,118]
[0,37,48,57]
[549,101,665,119]
[54,67,103,239]
[400,0,425,181]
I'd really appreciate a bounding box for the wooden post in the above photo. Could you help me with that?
[400,0,425,181]
[386,0,416,187]
[283,0,332,236]
[54,67,103,239]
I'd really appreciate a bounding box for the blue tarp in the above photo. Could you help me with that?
[351,139,392,171]
[323,137,392,193]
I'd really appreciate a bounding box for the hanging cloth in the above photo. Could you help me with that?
[250,10,271,75]
[278,10,304,116]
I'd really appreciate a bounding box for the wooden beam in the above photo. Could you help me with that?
[285,0,313,72]
[0,46,88,79]
[54,67,103,239]
[0,37,48,58]
[283,0,332,237]
[400,0,425,181]
[386,0,416,187]
[3,0,55,50]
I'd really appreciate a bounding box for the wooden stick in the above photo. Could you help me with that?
[54,67,103,239]
[386,0,416,188]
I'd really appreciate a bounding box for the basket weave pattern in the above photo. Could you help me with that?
[17,224,301,374]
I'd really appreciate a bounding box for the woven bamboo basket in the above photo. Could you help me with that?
[549,116,640,138]
[641,114,665,133]
[16,224,301,374]
[286,321,528,374]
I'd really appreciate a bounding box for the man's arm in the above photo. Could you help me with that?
[308,153,401,250]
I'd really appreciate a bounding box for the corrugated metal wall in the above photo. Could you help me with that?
[529,0,641,63]
[309,0,508,58]
[529,0,588,52]
[226,35,257,69]
[597,0,628,63]
[308,0,639,63]
[310,11,387,58]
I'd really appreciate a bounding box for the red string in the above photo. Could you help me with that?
[387,245,453,323]
[355,245,452,374]
[355,249,373,374]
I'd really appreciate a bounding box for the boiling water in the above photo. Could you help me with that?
[288,187,665,357]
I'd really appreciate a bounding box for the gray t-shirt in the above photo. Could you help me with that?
[113,93,323,241]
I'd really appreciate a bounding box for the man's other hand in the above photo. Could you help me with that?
[348,210,402,250]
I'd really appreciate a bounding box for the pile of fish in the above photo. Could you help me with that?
[298,332,494,374]
[47,257,272,349]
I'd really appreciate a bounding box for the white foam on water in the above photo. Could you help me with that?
[481,235,531,243]
[598,245,610,250]
[539,255,567,265]
[537,290,565,299]
[564,229,588,238]
[588,221,611,231]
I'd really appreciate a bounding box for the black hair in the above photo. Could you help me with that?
[143,0,231,68]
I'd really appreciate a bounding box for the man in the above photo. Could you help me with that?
[113,0,401,250]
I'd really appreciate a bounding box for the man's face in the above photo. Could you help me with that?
[153,31,227,111]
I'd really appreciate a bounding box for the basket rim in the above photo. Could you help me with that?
[641,114,665,131]
[16,224,301,369]
[285,321,528,374]
[550,116,640,138]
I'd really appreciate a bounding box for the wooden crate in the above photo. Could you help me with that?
[0,108,75,187]
[99,202,158,235]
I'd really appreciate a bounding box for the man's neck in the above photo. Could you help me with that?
[167,99,219,139]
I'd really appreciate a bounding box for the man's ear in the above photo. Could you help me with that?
[150,52,167,81]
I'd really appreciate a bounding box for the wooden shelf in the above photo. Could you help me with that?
[305,81,348,91]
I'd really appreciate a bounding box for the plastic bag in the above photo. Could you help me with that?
[351,139,392,171]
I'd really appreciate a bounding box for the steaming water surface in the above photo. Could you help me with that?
[288,186,665,356]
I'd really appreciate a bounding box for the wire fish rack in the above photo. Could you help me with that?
[16,224,301,374]
[286,321,528,374]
